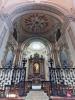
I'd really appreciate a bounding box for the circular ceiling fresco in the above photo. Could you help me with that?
[20,13,55,34]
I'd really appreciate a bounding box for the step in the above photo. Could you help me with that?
[25,90,49,100]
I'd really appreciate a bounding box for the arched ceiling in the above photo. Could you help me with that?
[19,13,56,34]
[13,11,61,43]
[9,2,69,43]
[0,0,75,44]
[0,0,74,31]
[0,0,75,19]
[0,0,74,13]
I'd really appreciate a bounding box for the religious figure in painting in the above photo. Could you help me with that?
[33,63,40,74]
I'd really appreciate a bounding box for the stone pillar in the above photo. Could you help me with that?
[65,19,75,66]
[0,18,10,67]
[51,43,59,67]
[1,45,9,67]
[14,43,21,66]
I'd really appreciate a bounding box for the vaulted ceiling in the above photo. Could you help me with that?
[1,0,74,12]
[0,0,75,44]
[13,12,61,43]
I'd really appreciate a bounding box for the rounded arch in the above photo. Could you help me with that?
[20,37,52,81]
[10,3,68,23]
[1,3,70,33]
[21,37,52,57]
[6,2,70,17]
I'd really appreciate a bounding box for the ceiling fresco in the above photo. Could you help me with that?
[21,13,52,34]
[13,12,61,43]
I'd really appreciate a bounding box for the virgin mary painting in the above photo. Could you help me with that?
[33,63,40,74]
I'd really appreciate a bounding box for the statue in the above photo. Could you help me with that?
[49,57,54,68]
[22,58,27,67]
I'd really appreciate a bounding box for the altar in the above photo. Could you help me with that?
[28,53,45,84]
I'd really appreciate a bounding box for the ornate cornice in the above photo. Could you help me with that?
[8,3,65,23]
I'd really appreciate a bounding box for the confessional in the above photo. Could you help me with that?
[28,53,45,84]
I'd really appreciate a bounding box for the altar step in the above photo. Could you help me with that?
[32,84,42,90]
[25,90,49,100]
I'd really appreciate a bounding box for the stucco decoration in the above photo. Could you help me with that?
[21,13,54,34]
[13,12,61,43]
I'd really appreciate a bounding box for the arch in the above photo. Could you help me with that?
[10,3,67,23]
[6,2,69,18]
[21,37,51,56]
[20,37,52,80]
[0,2,71,66]
[1,3,70,33]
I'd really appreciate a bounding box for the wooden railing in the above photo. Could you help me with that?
[7,81,32,97]
[0,67,26,97]
[0,67,75,97]
[25,81,32,96]
[48,67,75,96]
[42,81,51,96]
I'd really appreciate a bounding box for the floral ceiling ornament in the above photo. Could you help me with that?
[21,13,52,34]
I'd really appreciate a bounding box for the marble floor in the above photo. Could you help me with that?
[25,90,49,100]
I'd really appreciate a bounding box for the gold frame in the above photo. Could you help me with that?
[33,62,40,74]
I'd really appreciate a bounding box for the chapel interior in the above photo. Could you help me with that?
[0,0,75,100]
